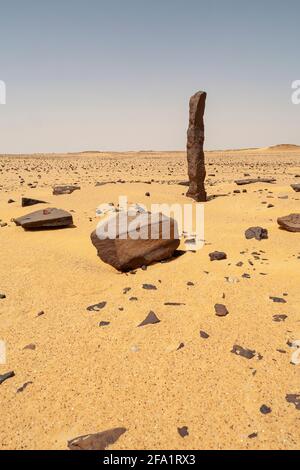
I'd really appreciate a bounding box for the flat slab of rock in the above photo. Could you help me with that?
[291,184,300,192]
[245,226,268,240]
[22,197,47,207]
[14,208,73,229]
[91,212,180,271]
[53,185,80,195]
[277,213,300,232]
[68,427,127,450]
[235,178,276,185]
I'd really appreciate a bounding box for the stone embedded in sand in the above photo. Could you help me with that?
[17,381,33,393]
[186,91,207,202]
[177,426,189,438]
[291,184,300,192]
[277,213,300,233]
[286,394,300,410]
[87,301,107,312]
[200,330,210,339]
[260,404,272,415]
[269,296,286,303]
[13,208,73,229]
[68,427,127,450]
[209,251,227,261]
[235,178,276,185]
[142,284,157,290]
[245,226,268,240]
[91,211,180,272]
[138,311,160,327]
[53,185,80,195]
[21,197,46,207]
[0,371,15,385]
[273,314,288,322]
[231,345,256,359]
[214,304,229,317]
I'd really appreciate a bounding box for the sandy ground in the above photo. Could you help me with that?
[0,148,299,450]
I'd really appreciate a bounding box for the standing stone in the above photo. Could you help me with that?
[186,91,207,202]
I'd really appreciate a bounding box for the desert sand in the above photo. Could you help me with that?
[0,147,299,450]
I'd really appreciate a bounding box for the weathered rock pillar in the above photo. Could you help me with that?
[186,90,207,202]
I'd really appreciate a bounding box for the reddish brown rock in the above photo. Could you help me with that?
[186,91,207,202]
[277,213,300,232]
[91,212,180,271]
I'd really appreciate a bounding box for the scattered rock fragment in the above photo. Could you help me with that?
[17,381,33,393]
[285,394,300,410]
[21,197,46,207]
[260,404,272,415]
[209,251,227,261]
[138,311,160,327]
[231,345,256,359]
[273,314,287,322]
[291,184,300,192]
[87,301,107,312]
[245,227,268,240]
[99,321,110,327]
[0,293,6,299]
[0,371,15,385]
[68,427,127,450]
[235,178,276,185]
[177,426,189,438]
[142,284,157,290]
[53,185,80,195]
[277,213,300,233]
[269,296,286,303]
[214,304,229,317]
[23,343,36,350]
[200,330,209,339]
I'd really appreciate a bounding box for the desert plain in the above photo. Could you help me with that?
[0,145,299,450]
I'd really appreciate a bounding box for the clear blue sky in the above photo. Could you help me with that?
[0,0,299,153]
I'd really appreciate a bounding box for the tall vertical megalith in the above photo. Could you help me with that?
[186,91,207,202]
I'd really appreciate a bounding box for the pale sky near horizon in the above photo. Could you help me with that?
[0,0,299,153]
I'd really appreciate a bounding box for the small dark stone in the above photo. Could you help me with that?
[260,404,272,415]
[0,371,15,385]
[187,281,194,286]
[164,302,185,306]
[99,321,110,327]
[0,293,6,299]
[231,345,256,359]
[37,310,45,317]
[87,302,107,312]
[145,192,150,197]
[22,197,46,207]
[200,330,209,339]
[269,297,286,304]
[23,343,36,350]
[248,432,258,439]
[142,284,157,290]
[273,314,288,322]
[214,304,229,317]
[129,297,138,301]
[285,394,300,410]
[209,251,227,261]
[138,311,160,327]
[245,227,268,241]
[177,426,189,438]
[17,381,33,393]
[123,287,131,294]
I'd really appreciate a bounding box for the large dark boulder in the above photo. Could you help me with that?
[91,212,180,271]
